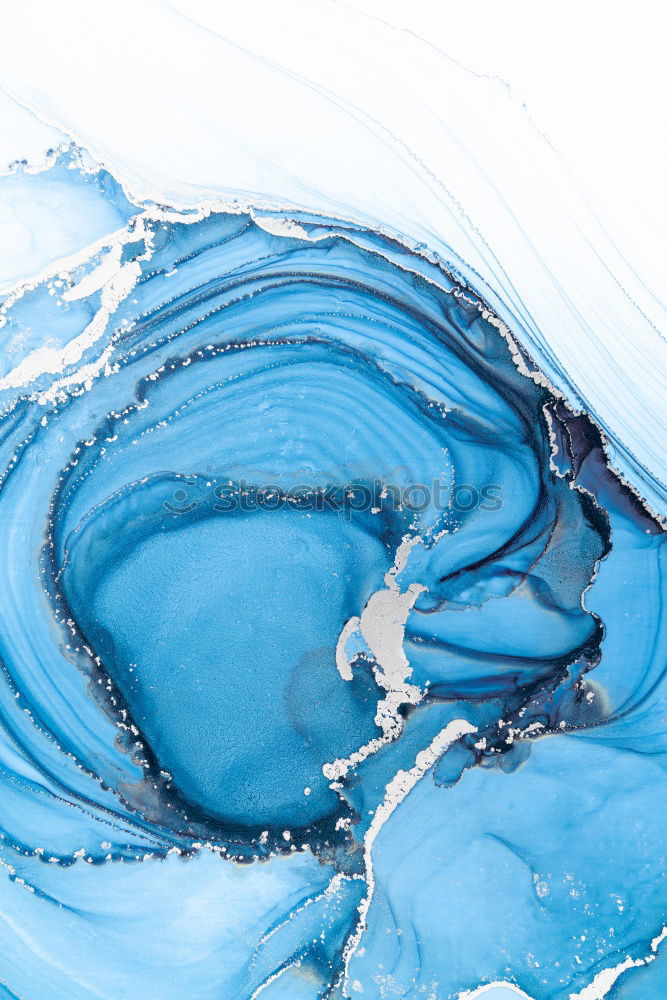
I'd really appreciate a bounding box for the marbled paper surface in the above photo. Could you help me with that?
[0,4,664,999]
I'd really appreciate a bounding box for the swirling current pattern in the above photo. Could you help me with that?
[0,160,664,1000]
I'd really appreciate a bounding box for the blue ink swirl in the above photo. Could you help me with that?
[0,166,664,1000]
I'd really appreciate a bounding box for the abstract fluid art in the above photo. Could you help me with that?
[0,3,664,999]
